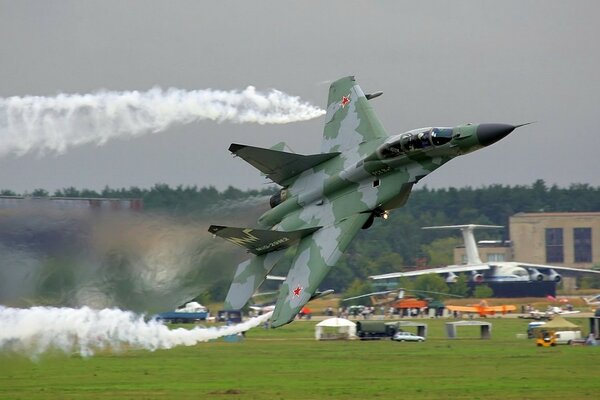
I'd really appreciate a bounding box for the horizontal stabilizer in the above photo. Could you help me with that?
[208,225,321,255]
[229,143,339,185]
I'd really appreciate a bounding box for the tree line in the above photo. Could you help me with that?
[3,179,600,299]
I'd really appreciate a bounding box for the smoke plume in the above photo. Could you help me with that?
[0,199,269,313]
[0,86,325,156]
[0,306,272,357]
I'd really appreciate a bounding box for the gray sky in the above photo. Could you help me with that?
[1,1,598,193]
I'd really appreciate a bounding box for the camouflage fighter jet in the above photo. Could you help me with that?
[209,76,524,328]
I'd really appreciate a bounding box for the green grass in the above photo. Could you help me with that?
[1,317,598,399]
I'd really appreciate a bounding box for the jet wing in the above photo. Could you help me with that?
[446,305,478,313]
[446,304,515,313]
[322,76,388,153]
[270,213,370,327]
[229,144,339,185]
[370,264,491,280]
[342,290,396,302]
[517,263,600,276]
[487,305,517,313]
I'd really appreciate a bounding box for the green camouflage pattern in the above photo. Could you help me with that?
[211,76,520,327]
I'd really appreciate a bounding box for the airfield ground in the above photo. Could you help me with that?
[0,315,598,399]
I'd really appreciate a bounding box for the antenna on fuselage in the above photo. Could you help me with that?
[422,224,504,265]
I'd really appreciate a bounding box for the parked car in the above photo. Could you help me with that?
[356,321,400,340]
[392,331,425,342]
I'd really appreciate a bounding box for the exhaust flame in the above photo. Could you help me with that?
[0,305,272,358]
[0,87,325,156]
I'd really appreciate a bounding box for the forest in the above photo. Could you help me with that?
[2,179,600,301]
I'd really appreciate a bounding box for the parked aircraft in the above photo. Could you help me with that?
[526,307,580,319]
[249,303,276,314]
[583,294,600,306]
[342,288,462,306]
[370,225,600,284]
[209,76,523,327]
[446,300,516,317]
[248,275,287,314]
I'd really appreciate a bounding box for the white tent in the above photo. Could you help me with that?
[315,318,356,340]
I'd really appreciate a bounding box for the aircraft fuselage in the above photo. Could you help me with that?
[259,123,516,230]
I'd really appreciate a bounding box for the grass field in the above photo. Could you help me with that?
[1,317,598,399]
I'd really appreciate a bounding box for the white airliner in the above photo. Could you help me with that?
[370,225,600,284]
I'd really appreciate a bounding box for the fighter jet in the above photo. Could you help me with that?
[209,76,524,327]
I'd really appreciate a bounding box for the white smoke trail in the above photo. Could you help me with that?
[0,87,325,156]
[0,305,272,358]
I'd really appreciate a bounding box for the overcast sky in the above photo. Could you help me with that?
[0,1,598,194]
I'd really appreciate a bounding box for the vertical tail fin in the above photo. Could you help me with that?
[422,225,504,265]
[321,76,388,153]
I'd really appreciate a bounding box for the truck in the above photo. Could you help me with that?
[155,302,209,323]
[356,321,401,340]
[554,330,582,345]
[534,328,582,346]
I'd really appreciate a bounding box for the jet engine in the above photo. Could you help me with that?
[446,272,458,283]
[529,268,545,282]
[471,272,484,283]
[544,269,562,282]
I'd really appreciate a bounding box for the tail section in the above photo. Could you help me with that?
[422,224,503,265]
[223,248,295,310]
[322,76,388,153]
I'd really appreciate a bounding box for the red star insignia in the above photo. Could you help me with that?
[292,286,303,297]
[340,95,350,108]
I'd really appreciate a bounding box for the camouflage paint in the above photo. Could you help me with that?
[213,76,520,327]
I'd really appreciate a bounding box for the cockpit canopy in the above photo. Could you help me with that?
[377,128,453,159]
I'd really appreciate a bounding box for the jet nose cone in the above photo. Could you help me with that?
[476,123,517,147]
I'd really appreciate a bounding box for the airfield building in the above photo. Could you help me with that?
[510,212,599,269]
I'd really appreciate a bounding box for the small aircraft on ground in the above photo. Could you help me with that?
[528,307,580,318]
[342,288,462,306]
[445,300,516,317]
[210,76,525,327]
[248,293,277,314]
